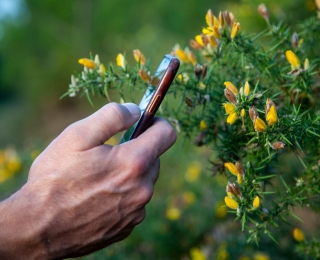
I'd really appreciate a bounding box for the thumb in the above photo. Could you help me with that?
[58,103,140,150]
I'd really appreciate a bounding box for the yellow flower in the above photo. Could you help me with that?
[116,53,126,69]
[185,161,202,182]
[254,117,267,132]
[224,103,236,114]
[208,36,218,48]
[166,207,181,221]
[227,112,237,125]
[230,22,241,39]
[266,105,277,126]
[240,109,245,118]
[174,48,189,63]
[244,81,250,96]
[186,49,197,65]
[212,26,221,39]
[190,247,207,260]
[224,162,239,176]
[78,58,96,69]
[133,49,146,65]
[285,50,300,70]
[205,9,215,27]
[253,252,270,260]
[293,228,305,242]
[224,81,238,95]
[218,11,225,28]
[224,196,239,209]
[237,173,243,185]
[253,196,260,209]
[200,120,208,130]
[195,35,205,46]
[182,191,196,205]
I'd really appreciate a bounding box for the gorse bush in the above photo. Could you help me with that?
[66,2,320,259]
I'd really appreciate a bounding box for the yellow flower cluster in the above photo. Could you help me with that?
[0,148,21,184]
[188,10,240,58]
[223,163,261,210]
[223,81,250,125]
[116,49,151,83]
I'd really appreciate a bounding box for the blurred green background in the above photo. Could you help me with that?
[0,0,318,259]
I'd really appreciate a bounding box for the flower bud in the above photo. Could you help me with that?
[223,11,232,27]
[244,81,250,96]
[237,174,243,185]
[230,22,241,40]
[258,4,269,22]
[240,109,245,118]
[304,58,309,71]
[186,49,197,65]
[224,88,237,104]
[218,11,225,28]
[253,196,260,209]
[291,32,299,49]
[205,9,214,27]
[201,34,209,46]
[315,0,320,10]
[271,141,285,149]
[133,49,146,65]
[138,69,150,83]
[116,53,126,70]
[190,39,203,50]
[249,106,258,122]
[235,161,245,177]
[212,26,221,39]
[228,182,242,198]
[208,36,218,48]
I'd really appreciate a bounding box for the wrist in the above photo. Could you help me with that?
[0,183,48,259]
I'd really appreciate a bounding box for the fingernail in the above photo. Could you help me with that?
[123,103,141,118]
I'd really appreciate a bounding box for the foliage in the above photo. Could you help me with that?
[65,3,320,259]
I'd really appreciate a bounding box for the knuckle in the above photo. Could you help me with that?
[162,121,177,144]
[138,186,154,206]
[133,208,146,225]
[129,157,149,176]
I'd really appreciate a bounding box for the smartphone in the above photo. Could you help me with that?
[120,54,180,143]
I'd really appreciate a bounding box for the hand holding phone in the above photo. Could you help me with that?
[120,54,180,143]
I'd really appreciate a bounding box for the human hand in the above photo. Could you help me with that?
[0,103,176,259]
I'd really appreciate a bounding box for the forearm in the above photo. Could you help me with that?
[0,184,47,260]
